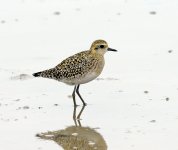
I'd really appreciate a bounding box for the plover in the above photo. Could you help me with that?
[33,40,117,106]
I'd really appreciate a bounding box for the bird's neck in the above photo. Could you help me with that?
[90,49,105,58]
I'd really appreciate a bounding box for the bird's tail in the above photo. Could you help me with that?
[32,68,57,79]
[33,71,42,77]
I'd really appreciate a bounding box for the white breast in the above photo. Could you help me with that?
[61,71,99,85]
[77,72,99,84]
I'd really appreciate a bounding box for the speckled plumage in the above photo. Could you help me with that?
[34,50,104,85]
[33,39,117,106]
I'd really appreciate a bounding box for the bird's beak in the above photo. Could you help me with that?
[107,48,117,52]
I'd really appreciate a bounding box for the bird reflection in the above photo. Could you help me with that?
[73,105,85,127]
[37,105,107,150]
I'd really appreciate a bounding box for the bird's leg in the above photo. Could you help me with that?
[77,105,86,120]
[72,85,77,107]
[76,84,87,106]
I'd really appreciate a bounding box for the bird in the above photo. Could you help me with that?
[33,39,117,106]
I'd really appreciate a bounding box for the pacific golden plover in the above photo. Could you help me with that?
[33,40,117,106]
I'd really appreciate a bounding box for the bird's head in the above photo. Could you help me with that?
[90,39,117,55]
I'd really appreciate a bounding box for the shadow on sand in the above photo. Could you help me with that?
[36,105,107,150]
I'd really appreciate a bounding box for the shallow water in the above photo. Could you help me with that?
[0,0,178,150]
[1,70,178,150]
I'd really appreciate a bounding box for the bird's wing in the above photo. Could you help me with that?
[54,51,98,79]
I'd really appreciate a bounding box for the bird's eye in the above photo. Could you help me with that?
[100,45,104,48]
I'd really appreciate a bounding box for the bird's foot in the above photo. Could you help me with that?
[83,102,87,106]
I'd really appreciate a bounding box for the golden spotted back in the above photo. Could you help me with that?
[54,50,103,84]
